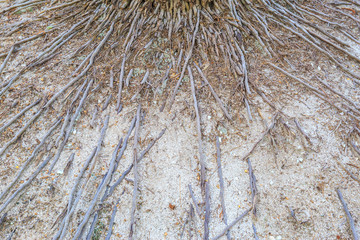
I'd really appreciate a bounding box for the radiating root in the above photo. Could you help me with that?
[1,0,360,239]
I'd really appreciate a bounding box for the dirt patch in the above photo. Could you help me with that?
[1,1,360,240]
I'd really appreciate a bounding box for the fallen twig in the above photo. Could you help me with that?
[216,136,231,239]
[0,45,17,75]
[189,66,206,195]
[337,160,360,185]
[252,223,260,240]
[204,181,211,240]
[116,55,126,113]
[212,208,251,240]
[336,189,359,240]
[105,198,121,240]
[294,118,311,142]
[102,94,112,111]
[129,105,142,239]
[188,184,202,217]
[194,64,232,120]
[241,113,278,160]
[247,158,258,216]
[351,141,360,156]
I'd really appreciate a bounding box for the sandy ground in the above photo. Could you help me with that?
[1,1,360,240]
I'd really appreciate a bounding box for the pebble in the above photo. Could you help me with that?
[217,126,227,135]
[269,236,282,240]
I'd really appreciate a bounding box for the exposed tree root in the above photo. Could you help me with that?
[1,0,360,238]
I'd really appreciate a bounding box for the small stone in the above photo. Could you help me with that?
[217,126,227,135]
[276,236,282,240]
[269,236,275,240]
